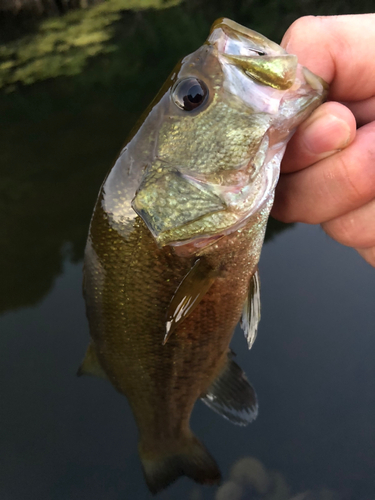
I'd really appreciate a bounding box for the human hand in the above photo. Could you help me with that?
[272,14,375,267]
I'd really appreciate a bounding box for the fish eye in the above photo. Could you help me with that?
[172,78,208,111]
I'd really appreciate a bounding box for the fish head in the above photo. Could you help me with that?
[132,18,328,248]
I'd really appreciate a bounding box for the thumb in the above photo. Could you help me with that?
[281,14,375,101]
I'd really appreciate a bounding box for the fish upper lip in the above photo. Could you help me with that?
[208,18,286,58]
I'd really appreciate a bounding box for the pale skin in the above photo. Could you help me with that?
[271,14,375,267]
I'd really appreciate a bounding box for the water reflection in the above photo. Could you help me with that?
[0,0,181,92]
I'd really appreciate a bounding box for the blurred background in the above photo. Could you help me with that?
[0,1,374,499]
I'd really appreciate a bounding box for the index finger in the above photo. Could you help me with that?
[282,14,375,101]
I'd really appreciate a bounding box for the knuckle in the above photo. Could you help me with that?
[323,201,375,248]
[323,217,357,247]
[332,152,374,208]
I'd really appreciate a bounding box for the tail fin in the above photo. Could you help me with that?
[139,433,221,494]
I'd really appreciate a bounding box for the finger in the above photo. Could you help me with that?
[357,247,375,267]
[282,15,375,101]
[322,198,375,248]
[272,121,375,224]
[341,96,375,127]
[282,101,356,173]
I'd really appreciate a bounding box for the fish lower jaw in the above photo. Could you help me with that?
[165,195,274,257]
[158,153,279,253]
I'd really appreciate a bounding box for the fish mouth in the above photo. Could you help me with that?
[208,18,327,117]
[208,18,287,58]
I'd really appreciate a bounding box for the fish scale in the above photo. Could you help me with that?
[158,98,270,175]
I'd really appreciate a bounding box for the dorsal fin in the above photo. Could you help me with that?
[77,343,108,380]
[241,268,261,349]
[201,352,258,426]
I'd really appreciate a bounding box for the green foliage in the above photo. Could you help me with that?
[0,0,180,91]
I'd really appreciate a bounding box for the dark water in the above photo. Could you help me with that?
[1,2,374,499]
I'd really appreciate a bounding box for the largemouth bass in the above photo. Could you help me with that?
[80,18,327,494]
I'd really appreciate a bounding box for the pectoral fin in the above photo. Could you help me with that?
[164,258,219,344]
[240,268,261,349]
[201,352,258,425]
[77,343,108,380]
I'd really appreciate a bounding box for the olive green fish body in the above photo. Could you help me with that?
[81,18,327,494]
[84,197,269,437]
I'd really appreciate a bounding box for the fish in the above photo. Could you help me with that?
[79,18,327,494]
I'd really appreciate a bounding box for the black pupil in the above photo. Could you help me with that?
[186,85,203,103]
[173,78,208,111]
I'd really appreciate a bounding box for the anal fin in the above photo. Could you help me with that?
[241,268,261,349]
[201,352,258,426]
[77,343,108,380]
